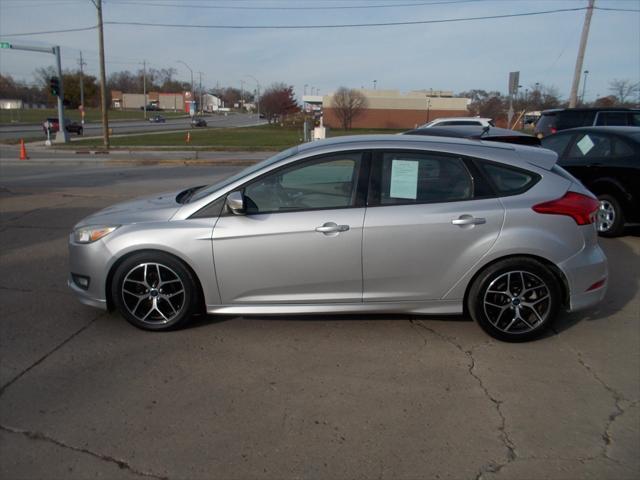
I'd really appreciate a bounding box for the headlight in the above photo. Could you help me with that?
[73,225,118,244]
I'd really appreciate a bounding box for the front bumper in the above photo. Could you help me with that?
[559,243,608,312]
[68,277,107,310]
[68,234,112,310]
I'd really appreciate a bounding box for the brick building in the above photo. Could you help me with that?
[321,89,471,129]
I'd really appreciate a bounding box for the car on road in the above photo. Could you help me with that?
[43,117,83,136]
[148,115,166,123]
[534,107,640,138]
[419,117,495,128]
[68,135,607,342]
[541,126,640,237]
[191,117,207,127]
[403,125,541,147]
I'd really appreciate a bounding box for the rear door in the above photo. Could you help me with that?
[362,150,504,302]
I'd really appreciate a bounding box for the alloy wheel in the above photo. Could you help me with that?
[596,200,615,233]
[483,270,551,334]
[121,263,185,325]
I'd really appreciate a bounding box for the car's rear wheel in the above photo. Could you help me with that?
[112,252,198,331]
[468,258,561,342]
[596,194,624,237]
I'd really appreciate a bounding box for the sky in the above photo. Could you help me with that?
[0,0,639,102]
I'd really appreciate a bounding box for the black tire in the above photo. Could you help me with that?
[78,128,83,136]
[596,194,625,237]
[111,251,198,331]
[467,257,561,342]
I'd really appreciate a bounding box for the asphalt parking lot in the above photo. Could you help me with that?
[0,160,638,480]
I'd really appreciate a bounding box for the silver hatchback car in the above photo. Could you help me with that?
[69,135,607,341]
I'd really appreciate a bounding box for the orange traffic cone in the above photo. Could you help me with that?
[186,131,191,144]
[19,139,29,160]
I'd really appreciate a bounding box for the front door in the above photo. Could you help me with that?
[213,152,367,304]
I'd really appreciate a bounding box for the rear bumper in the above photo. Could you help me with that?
[559,243,608,312]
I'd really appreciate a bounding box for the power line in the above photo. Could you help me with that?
[108,0,483,10]
[0,26,99,37]
[103,7,590,29]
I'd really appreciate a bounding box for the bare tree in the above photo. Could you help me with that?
[608,79,639,104]
[331,87,368,130]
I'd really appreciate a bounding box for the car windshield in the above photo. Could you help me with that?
[188,146,299,203]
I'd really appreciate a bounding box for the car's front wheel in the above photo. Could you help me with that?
[468,258,561,342]
[111,252,199,331]
[596,194,625,237]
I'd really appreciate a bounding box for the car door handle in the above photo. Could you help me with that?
[451,216,486,226]
[315,222,350,233]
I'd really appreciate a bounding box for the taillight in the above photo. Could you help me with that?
[550,127,557,134]
[532,192,599,225]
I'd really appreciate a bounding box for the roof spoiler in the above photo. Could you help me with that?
[518,147,557,170]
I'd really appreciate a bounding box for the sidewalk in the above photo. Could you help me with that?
[0,144,272,166]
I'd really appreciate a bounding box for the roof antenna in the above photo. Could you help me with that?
[480,125,491,137]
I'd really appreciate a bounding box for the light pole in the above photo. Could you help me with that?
[426,96,431,123]
[581,70,589,105]
[246,74,260,117]
[304,84,308,95]
[176,60,194,113]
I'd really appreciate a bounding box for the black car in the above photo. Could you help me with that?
[191,117,207,127]
[403,125,541,147]
[541,126,640,237]
[42,117,83,136]
[534,108,640,138]
[148,115,166,123]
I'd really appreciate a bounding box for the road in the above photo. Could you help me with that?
[0,161,638,480]
[0,112,266,142]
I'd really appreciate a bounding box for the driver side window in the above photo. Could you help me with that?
[243,153,362,214]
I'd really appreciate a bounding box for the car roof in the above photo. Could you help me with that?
[405,125,532,138]
[541,107,640,114]
[548,126,640,139]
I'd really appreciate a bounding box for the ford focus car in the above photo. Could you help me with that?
[69,135,607,342]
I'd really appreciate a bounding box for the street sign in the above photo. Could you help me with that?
[0,42,11,49]
[508,71,520,96]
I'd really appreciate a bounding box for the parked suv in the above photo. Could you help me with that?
[535,108,640,138]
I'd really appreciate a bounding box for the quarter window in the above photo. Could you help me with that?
[480,163,538,195]
[243,153,361,214]
[376,152,473,205]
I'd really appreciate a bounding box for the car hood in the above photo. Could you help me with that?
[74,189,182,228]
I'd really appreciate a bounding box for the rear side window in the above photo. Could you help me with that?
[374,152,473,205]
[596,112,628,126]
[630,113,640,126]
[479,162,539,196]
[567,133,612,158]
[557,111,596,129]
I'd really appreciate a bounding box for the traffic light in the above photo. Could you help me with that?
[49,76,60,96]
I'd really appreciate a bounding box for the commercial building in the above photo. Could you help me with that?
[321,89,471,129]
[110,91,188,112]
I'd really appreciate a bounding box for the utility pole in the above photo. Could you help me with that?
[569,0,595,108]
[92,0,109,147]
[78,51,86,125]
[240,80,245,108]
[197,71,203,113]
[142,60,147,119]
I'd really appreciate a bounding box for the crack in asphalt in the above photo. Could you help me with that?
[0,313,103,396]
[408,320,517,479]
[574,351,635,463]
[0,425,169,480]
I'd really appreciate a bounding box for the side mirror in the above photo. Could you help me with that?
[226,191,245,215]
